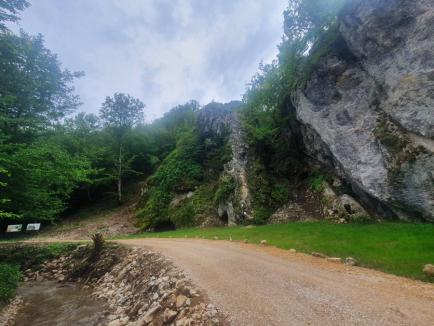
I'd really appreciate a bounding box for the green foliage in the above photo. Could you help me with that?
[307,170,328,192]
[240,1,345,225]
[248,160,290,224]
[3,141,91,221]
[0,156,19,219]
[0,243,76,302]
[100,93,145,203]
[0,31,82,143]
[0,263,20,302]
[214,175,236,204]
[0,0,29,32]
[100,93,145,132]
[282,0,344,44]
[168,199,195,228]
[271,184,290,205]
[0,243,76,270]
[137,129,204,230]
[168,184,217,228]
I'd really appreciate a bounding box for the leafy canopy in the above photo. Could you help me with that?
[0,0,29,31]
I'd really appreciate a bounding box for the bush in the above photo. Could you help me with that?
[168,184,217,228]
[0,264,20,302]
[271,184,290,205]
[214,175,236,204]
[308,171,328,192]
[137,130,204,230]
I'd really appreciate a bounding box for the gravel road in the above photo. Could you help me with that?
[117,238,434,326]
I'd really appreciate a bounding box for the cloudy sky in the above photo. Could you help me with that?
[13,0,287,120]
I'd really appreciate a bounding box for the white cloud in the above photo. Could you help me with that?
[13,0,287,120]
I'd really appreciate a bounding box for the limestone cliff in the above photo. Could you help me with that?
[293,0,434,221]
[198,101,253,225]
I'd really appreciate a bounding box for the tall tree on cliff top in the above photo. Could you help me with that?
[100,93,145,203]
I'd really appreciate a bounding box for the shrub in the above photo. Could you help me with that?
[168,184,217,228]
[90,233,105,261]
[308,171,328,192]
[0,264,20,302]
[271,184,290,205]
[214,175,236,204]
[137,130,204,230]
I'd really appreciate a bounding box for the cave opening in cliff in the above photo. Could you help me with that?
[154,220,176,232]
[221,211,229,225]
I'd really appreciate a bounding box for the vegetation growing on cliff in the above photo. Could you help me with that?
[240,0,344,222]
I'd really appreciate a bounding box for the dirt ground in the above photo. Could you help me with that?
[117,238,434,326]
[33,203,138,240]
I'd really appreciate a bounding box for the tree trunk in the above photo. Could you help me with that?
[117,144,123,204]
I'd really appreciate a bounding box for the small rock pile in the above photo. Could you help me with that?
[93,248,225,326]
[23,255,70,282]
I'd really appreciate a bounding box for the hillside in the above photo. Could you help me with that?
[0,0,432,232]
[135,0,434,231]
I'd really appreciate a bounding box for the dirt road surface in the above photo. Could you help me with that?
[116,238,434,326]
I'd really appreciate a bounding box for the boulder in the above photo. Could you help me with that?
[423,264,434,277]
[344,257,358,266]
[339,195,370,221]
[311,252,327,258]
[163,308,178,323]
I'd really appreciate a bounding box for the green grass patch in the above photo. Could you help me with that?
[0,263,20,303]
[117,221,434,282]
[0,243,77,271]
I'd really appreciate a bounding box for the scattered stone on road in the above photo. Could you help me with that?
[345,257,358,266]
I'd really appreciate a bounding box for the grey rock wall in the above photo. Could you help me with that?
[294,0,434,221]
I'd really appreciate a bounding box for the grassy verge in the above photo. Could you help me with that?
[0,264,20,303]
[117,221,434,282]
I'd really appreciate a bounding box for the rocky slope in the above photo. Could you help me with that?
[14,243,226,326]
[294,0,434,221]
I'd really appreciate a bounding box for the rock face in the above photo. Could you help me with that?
[223,112,254,224]
[198,101,253,224]
[294,0,434,221]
